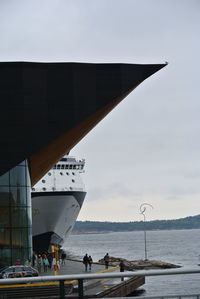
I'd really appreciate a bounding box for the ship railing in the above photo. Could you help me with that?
[38,187,84,192]
[0,267,199,299]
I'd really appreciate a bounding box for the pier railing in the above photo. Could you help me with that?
[0,267,200,299]
[130,295,200,299]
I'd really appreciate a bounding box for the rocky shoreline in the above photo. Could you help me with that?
[98,256,181,270]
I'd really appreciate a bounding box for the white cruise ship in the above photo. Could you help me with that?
[31,156,86,254]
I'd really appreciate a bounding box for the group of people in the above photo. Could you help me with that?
[82,254,93,271]
[16,250,125,279]
[82,252,110,272]
[82,252,115,272]
[32,251,66,273]
[37,254,52,272]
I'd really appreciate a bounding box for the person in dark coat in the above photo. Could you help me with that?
[32,252,37,267]
[119,260,125,281]
[83,254,89,272]
[48,253,53,269]
[104,253,110,269]
[88,255,93,271]
[61,252,67,265]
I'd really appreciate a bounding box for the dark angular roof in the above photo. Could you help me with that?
[0,62,166,184]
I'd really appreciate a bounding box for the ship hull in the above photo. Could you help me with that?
[32,191,86,253]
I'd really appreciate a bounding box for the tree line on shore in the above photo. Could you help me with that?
[73,214,200,232]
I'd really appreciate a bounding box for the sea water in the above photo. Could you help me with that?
[63,229,200,296]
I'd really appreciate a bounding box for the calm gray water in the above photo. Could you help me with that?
[63,229,200,296]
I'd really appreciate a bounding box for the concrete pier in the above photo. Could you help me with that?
[40,259,109,276]
[0,259,145,298]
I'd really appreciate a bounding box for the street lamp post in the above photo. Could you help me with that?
[140,203,153,261]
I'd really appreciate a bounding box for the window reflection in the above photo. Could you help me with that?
[0,206,10,228]
[0,187,10,205]
[11,207,28,228]
[0,172,9,186]
[10,166,26,187]
[10,187,27,206]
[0,161,32,267]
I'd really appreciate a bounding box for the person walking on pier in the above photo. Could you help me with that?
[119,260,125,281]
[37,254,42,273]
[43,255,49,272]
[61,252,66,265]
[32,252,37,267]
[88,255,93,271]
[104,253,110,269]
[83,254,89,272]
[48,253,53,269]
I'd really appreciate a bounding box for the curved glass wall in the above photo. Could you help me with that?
[0,160,32,267]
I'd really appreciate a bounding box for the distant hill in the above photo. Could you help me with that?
[73,215,200,232]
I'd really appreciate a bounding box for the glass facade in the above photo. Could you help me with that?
[0,160,32,267]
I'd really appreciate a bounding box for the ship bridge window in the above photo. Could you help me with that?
[69,165,72,169]
[65,165,69,169]
[73,165,76,169]
[57,165,61,169]
[53,165,56,169]
[61,165,65,169]
[42,180,46,183]
[61,158,67,162]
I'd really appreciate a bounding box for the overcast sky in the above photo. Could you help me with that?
[1,0,200,221]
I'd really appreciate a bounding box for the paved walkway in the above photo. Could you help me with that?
[0,260,143,298]
[38,259,122,296]
[39,258,117,276]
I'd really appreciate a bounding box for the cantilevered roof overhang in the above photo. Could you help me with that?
[0,62,166,185]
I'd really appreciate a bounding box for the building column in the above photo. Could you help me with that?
[0,160,32,267]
